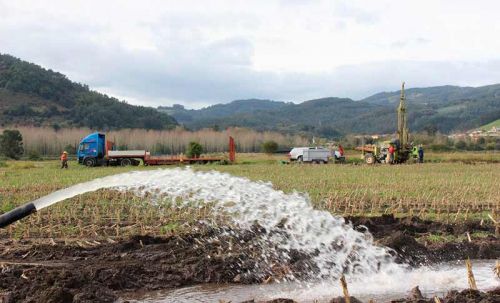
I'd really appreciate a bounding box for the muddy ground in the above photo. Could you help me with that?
[0,215,498,303]
[250,287,500,303]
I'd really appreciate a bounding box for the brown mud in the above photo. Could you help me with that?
[0,215,498,303]
[252,287,500,303]
[345,215,499,265]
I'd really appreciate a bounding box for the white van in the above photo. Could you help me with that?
[289,147,330,163]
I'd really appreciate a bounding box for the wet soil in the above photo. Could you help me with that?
[252,287,500,303]
[345,215,499,266]
[0,215,498,303]
[0,226,315,303]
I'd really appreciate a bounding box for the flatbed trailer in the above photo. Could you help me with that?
[107,151,224,165]
[143,155,225,165]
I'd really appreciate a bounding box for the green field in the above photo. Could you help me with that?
[479,118,500,131]
[0,154,499,239]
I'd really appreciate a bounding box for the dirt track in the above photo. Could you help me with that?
[0,215,498,303]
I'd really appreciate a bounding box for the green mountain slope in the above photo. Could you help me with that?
[361,84,500,105]
[163,84,500,137]
[2,54,498,136]
[0,54,177,130]
[166,97,387,137]
[479,119,500,131]
[158,99,289,124]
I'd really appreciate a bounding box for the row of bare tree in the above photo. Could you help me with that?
[2,126,309,156]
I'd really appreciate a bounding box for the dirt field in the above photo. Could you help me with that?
[0,160,499,302]
[0,215,498,303]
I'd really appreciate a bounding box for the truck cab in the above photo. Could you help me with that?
[77,132,106,166]
[77,132,143,167]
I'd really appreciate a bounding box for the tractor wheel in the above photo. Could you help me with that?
[84,158,96,167]
[120,158,132,166]
[364,154,376,165]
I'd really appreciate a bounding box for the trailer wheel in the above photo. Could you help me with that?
[84,158,96,167]
[364,154,376,165]
[120,158,132,166]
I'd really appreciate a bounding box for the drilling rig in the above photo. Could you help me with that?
[356,82,416,164]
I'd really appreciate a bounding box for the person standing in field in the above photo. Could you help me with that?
[60,151,68,169]
[388,144,395,164]
[418,145,424,163]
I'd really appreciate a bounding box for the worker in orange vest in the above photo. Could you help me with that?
[60,151,68,169]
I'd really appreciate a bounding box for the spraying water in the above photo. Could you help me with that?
[27,167,404,280]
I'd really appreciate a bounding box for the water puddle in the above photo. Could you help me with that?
[122,260,499,303]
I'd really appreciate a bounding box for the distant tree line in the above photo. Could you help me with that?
[2,126,309,158]
[2,127,497,162]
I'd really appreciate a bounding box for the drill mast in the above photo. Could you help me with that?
[397,82,409,147]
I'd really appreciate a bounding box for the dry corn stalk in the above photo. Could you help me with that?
[495,260,500,279]
[487,213,499,236]
[340,274,351,303]
[434,296,442,303]
[465,258,478,290]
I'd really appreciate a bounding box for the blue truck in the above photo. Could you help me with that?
[77,132,144,167]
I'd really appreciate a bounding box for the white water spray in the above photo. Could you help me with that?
[32,168,405,279]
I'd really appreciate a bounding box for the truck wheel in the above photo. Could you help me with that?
[297,156,303,163]
[364,154,376,165]
[84,158,96,167]
[120,158,132,166]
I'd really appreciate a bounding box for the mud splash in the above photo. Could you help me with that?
[0,217,498,303]
[28,168,404,280]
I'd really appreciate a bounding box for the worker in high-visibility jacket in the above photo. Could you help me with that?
[60,151,68,169]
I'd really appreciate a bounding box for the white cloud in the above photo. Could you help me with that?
[1,0,499,108]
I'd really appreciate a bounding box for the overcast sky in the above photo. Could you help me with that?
[1,0,500,108]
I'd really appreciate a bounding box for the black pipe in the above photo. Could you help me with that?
[0,203,37,228]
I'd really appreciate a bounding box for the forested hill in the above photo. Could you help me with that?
[161,85,500,137]
[361,84,500,105]
[158,99,289,125]
[2,54,498,136]
[0,54,177,130]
